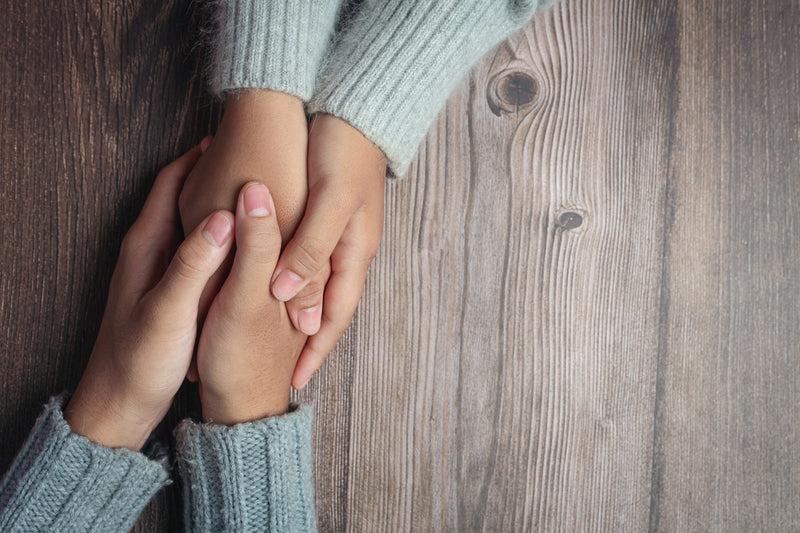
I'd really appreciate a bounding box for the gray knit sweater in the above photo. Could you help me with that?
[0,1,553,530]
[208,0,555,178]
[0,395,315,532]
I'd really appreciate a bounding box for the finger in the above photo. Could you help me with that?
[187,249,234,384]
[291,258,370,389]
[197,249,235,324]
[136,139,210,232]
[114,225,180,306]
[270,183,356,302]
[186,334,201,382]
[116,139,212,300]
[225,182,281,304]
[200,135,213,153]
[149,210,234,315]
[187,358,199,383]
[285,262,330,335]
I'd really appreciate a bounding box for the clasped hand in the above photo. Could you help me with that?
[178,90,386,390]
[65,142,304,450]
[65,91,387,450]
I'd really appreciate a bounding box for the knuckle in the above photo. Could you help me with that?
[291,236,328,275]
[241,225,281,264]
[336,323,352,339]
[361,246,379,266]
[337,254,374,276]
[360,235,382,263]
[319,260,332,280]
[155,167,169,183]
[340,316,354,335]
[323,309,354,340]
[296,278,325,303]
[367,238,382,259]
[172,244,206,281]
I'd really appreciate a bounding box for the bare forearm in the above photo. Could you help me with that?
[179,90,308,245]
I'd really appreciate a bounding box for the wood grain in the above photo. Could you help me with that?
[343,1,675,530]
[1,0,798,531]
[649,1,800,530]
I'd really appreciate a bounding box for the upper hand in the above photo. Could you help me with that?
[177,90,317,329]
[271,113,386,389]
[64,142,234,450]
[196,182,306,425]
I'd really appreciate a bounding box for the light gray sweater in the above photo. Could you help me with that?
[0,395,315,532]
[0,0,553,530]
[208,0,555,178]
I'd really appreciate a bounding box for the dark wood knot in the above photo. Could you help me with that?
[487,70,538,116]
[556,211,584,230]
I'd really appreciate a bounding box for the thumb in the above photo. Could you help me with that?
[150,210,234,314]
[224,182,282,304]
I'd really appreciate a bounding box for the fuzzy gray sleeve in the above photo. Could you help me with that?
[175,403,316,532]
[206,0,343,101]
[308,0,559,178]
[0,394,170,532]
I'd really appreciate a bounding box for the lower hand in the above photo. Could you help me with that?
[270,113,387,389]
[64,143,234,450]
[196,182,306,425]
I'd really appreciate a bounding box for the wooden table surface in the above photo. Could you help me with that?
[1,1,798,531]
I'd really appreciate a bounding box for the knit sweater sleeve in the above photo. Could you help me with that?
[207,0,342,101]
[0,394,170,532]
[174,404,316,532]
[308,0,558,178]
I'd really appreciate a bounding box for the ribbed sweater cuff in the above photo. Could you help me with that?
[308,0,548,178]
[207,0,341,101]
[175,404,316,532]
[0,394,170,532]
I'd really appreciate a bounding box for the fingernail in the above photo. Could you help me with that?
[244,183,270,217]
[297,306,321,335]
[200,136,212,153]
[271,270,303,301]
[202,212,232,247]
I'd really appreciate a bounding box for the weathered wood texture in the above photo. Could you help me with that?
[650,1,800,530]
[0,1,798,532]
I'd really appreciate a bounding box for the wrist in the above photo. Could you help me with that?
[64,359,159,451]
[200,386,291,426]
[223,89,305,124]
[64,380,155,451]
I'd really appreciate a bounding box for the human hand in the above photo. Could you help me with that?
[178,90,328,331]
[271,113,386,389]
[196,182,306,425]
[64,142,234,450]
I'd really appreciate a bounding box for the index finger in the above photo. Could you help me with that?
[291,255,371,389]
[136,138,209,231]
[270,184,357,302]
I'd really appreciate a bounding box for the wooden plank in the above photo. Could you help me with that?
[342,1,676,529]
[649,1,800,530]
